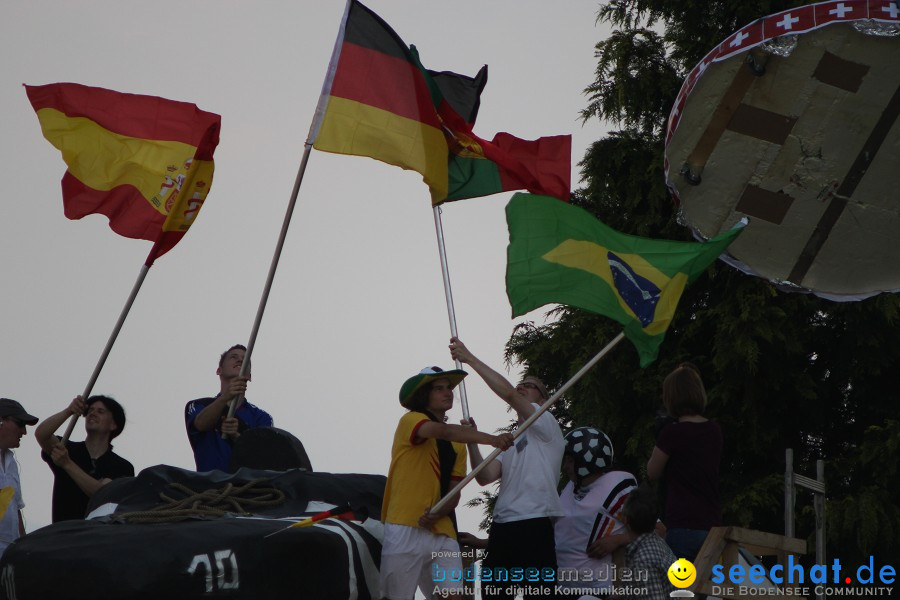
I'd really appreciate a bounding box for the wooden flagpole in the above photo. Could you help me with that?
[223,142,314,426]
[223,0,351,427]
[61,245,162,443]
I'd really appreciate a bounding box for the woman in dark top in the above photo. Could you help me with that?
[647,363,723,560]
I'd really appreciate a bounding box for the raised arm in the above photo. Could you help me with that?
[35,396,85,454]
[449,337,535,421]
[191,378,247,433]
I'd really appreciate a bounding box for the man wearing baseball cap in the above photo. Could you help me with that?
[0,398,39,556]
[449,338,565,600]
[380,366,513,600]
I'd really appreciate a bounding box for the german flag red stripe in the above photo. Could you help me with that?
[330,42,441,128]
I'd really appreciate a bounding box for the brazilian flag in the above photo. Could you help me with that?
[505,193,745,366]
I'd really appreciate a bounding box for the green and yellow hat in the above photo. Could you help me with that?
[399,366,468,408]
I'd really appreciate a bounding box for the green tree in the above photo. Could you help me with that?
[499,0,900,566]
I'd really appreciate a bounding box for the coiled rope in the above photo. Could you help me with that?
[117,478,286,524]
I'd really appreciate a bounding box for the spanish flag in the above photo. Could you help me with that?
[505,194,745,366]
[309,0,571,205]
[26,83,221,260]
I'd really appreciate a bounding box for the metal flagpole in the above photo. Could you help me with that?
[61,251,159,443]
[223,142,314,427]
[428,331,626,516]
[432,204,471,420]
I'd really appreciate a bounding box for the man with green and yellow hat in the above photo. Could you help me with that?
[380,366,513,600]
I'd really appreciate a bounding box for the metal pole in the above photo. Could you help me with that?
[784,448,794,538]
[429,332,625,515]
[61,262,152,443]
[815,458,826,595]
[432,204,470,420]
[224,142,314,427]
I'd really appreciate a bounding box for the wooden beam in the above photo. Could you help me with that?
[691,527,727,594]
[723,527,806,554]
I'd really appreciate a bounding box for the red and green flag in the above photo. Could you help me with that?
[427,64,571,203]
[25,82,221,261]
[428,66,571,203]
[446,131,571,203]
[506,193,745,366]
[310,0,571,205]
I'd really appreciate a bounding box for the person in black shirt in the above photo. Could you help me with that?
[35,395,134,522]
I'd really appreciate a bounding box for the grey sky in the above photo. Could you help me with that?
[1,0,611,536]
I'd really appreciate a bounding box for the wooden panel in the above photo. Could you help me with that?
[685,56,762,170]
[736,185,795,225]
[727,104,797,145]
[813,51,869,93]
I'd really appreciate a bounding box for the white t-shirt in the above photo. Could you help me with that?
[492,404,565,523]
[0,450,24,553]
[554,471,637,591]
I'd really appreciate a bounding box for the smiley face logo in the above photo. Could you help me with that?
[667,558,697,588]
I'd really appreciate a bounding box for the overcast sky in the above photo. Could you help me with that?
[1,0,611,536]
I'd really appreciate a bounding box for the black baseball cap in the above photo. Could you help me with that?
[0,398,39,425]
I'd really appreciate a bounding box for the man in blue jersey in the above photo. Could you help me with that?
[184,344,273,472]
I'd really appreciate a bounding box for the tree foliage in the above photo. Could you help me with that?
[500,0,900,565]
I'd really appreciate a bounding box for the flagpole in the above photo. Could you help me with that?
[432,205,471,420]
[224,141,314,427]
[61,254,159,443]
[428,331,625,516]
[220,0,348,430]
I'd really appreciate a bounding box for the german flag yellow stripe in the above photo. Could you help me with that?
[314,96,448,202]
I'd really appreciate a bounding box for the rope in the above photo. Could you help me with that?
[117,477,286,524]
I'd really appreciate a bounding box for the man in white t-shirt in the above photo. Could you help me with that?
[449,338,565,600]
[0,398,39,557]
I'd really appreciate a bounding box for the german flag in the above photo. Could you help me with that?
[310,0,571,205]
[26,83,221,260]
[310,1,453,203]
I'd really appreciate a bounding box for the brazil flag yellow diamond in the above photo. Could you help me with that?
[506,194,744,366]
